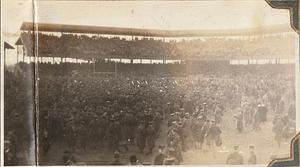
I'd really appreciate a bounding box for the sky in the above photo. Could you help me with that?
[1,0,295,65]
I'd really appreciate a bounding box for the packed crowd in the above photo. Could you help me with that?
[17,61,295,77]
[21,32,294,60]
[4,62,296,165]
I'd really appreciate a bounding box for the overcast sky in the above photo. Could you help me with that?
[1,0,294,65]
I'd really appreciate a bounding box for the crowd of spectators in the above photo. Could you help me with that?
[15,61,295,77]
[4,62,296,165]
[20,32,295,60]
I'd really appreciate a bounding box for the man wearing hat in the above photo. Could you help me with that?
[167,113,176,127]
[226,145,244,165]
[124,110,136,144]
[87,115,99,146]
[259,104,268,123]
[253,107,262,131]
[145,121,156,155]
[108,118,122,151]
[136,121,146,153]
[206,119,222,152]
[4,139,18,166]
[62,150,77,165]
[154,146,166,165]
[234,110,244,133]
[145,108,154,127]
[167,129,183,163]
[163,147,179,165]
[110,151,123,165]
[128,155,139,165]
[247,146,257,164]
[65,120,77,152]
[77,120,88,151]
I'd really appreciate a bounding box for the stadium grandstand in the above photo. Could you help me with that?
[4,22,297,165]
[16,23,295,60]
[14,22,297,75]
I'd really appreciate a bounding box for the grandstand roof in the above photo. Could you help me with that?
[4,42,15,50]
[20,22,294,37]
[15,38,23,45]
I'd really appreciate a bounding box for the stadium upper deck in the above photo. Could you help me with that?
[17,22,296,61]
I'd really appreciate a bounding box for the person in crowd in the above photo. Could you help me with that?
[247,146,257,164]
[154,146,167,165]
[226,145,244,165]
[163,148,179,165]
[128,155,139,165]
[110,151,123,165]
[62,150,76,165]
[4,62,296,165]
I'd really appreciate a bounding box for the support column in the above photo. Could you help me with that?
[16,46,19,63]
[4,49,7,69]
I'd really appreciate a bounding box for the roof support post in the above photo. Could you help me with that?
[23,47,25,62]
[4,48,7,68]
[16,46,19,63]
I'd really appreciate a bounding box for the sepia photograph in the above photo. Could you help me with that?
[1,0,299,166]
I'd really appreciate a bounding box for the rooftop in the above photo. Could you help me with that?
[20,22,294,37]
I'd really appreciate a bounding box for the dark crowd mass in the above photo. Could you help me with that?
[20,32,294,60]
[4,61,296,165]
